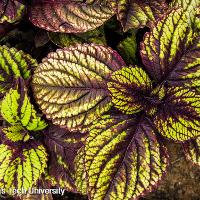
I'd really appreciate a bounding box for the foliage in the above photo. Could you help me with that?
[0,0,200,200]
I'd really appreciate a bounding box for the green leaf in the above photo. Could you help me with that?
[117,31,138,64]
[154,87,200,141]
[1,80,47,131]
[1,125,30,143]
[82,115,168,200]
[0,0,25,24]
[183,137,200,166]
[107,66,152,114]
[0,142,47,193]
[30,1,114,33]
[116,0,168,31]
[0,45,37,98]
[141,9,200,88]
[32,44,125,131]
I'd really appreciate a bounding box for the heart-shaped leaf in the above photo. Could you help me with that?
[140,9,200,87]
[154,87,200,141]
[32,44,125,131]
[81,114,168,200]
[0,142,47,193]
[1,79,47,131]
[29,1,114,33]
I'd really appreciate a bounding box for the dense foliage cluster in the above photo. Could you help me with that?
[0,0,200,199]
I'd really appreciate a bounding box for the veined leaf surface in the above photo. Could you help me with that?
[107,66,152,114]
[74,147,87,195]
[1,125,30,144]
[154,87,200,141]
[116,0,168,31]
[1,80,47,131]
[183,137,200,166]
[0,142,47,193]
[0,0,25,24]
[141,9,200,87]
[29,1,114,33]
[32,44,125,130]
[44,125,87,191]
[0,45,37,98]
[83,115,168,200]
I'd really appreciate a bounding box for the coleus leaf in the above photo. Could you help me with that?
[48,27,106,48]
[74,147,87,195]
[19,193,53,200]
[154,87,200,141]
[1,79,47,131]
[32,44,125,131]
[0,0,25,24]
[116,0,168,32]
[0,141,47,193]
[43,125,87,191]
[1,125,30,144]
[0,45,37,98]
[29,1,114,33]
[140,9,200,87]
[183,137,200,166]
[107,66,152,114]
[82,114,168,200]
[170,0,200,24]
[117,31,138,65]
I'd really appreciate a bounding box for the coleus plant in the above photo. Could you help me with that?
[0,0,199,200]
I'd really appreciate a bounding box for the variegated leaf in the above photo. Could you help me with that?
[83,115,168,200]
[43,125,87,191]
[74,147,87,195]
[1,79,47,131]
[0,0,25,24]
[0,45,37,98]
[107,66,152,114]
[1,125,30,144]
[140,9,200,88]
[183,137,200,166]
[116,0,168,31]
[170,0,200,24]
[154,87,200,141]
[32,44,125,130]
[0,142,47,193]
[29,1,114,33]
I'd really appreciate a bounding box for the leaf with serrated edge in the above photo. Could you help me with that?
[154,87,200,141]
[1,80,47,131]
[44,125,87,191]
[83,114,168,200]
[107,66,152,114]
[29,1,114,33]
[0,142,47,193]
[116,0,168,31]
[32,44,125,131]
[1,125,30,144]
[140,9,200,87]
[183,137,200,166]
[0,45,37,98]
